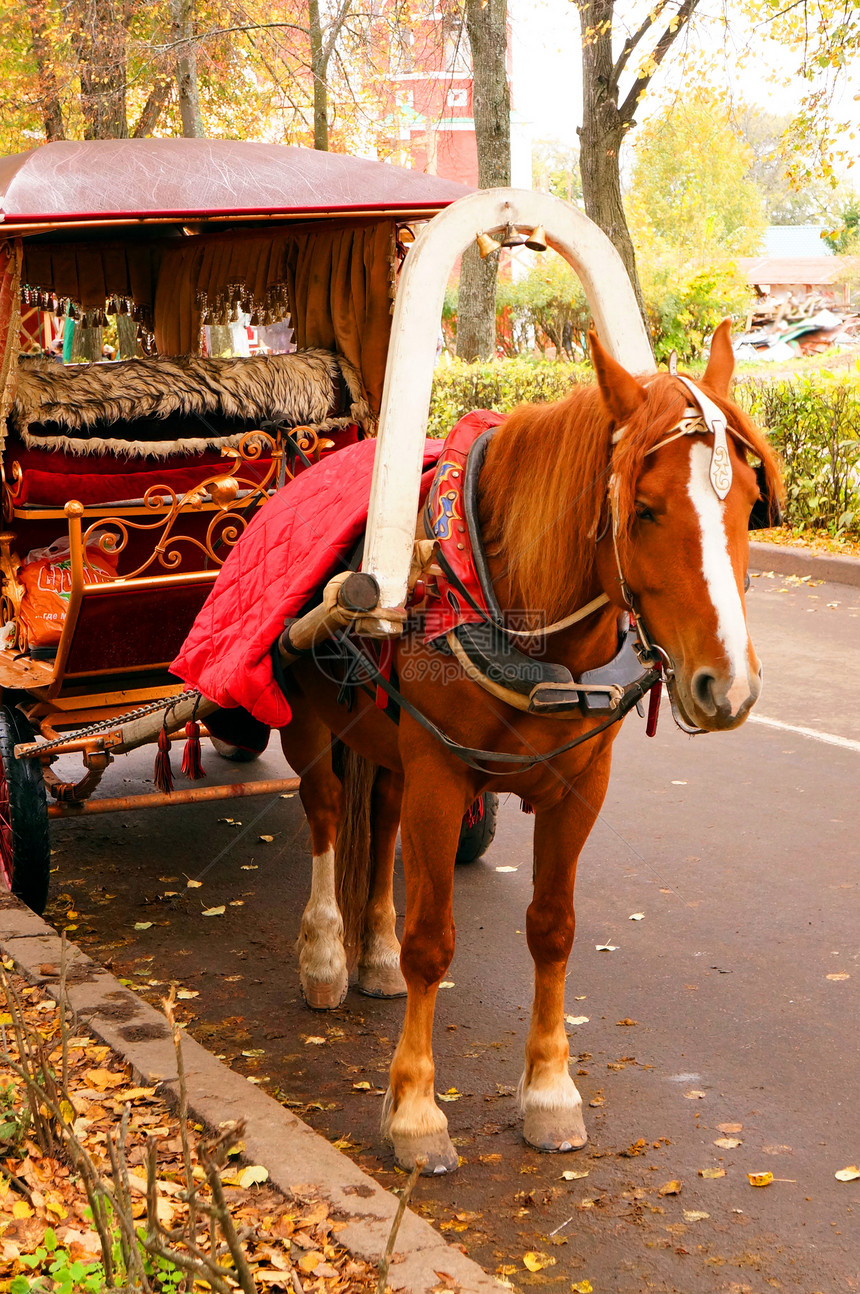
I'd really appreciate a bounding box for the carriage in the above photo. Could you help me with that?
[0,137,648,917]
[1,137,783,1173]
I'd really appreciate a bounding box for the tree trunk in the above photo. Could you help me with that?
[78,0,129,139]
[133,78,173,138]
[26,0,65,140]
[577,0,647,325]
[457,0,511,361]
[168,0,203,139]
[308,0,329,150]
[170,0,205,137]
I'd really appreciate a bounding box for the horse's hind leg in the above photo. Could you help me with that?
[357,767,407,998]
[521,752,612,1152]
[279,709,347,1011]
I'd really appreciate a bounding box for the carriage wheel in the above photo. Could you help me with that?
[455,792,499,865]
[0,704,51,914]
[209,736,263,764]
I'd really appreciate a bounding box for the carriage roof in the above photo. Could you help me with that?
[0,138,472,230]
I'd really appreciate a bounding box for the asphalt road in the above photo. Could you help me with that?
[46,570,860,1293]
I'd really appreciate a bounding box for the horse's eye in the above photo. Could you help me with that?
[635,504,656,523]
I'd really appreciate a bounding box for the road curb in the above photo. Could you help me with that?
[0,891,502,1293]
[749,541,860,589]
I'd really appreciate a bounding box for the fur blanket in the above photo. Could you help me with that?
[11,349,372,458]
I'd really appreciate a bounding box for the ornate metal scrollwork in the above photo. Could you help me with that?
[78,425,325,581]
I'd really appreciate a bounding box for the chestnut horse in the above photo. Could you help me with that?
[277,323,781,1174]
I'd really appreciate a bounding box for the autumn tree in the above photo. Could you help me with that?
[627,91,767,261]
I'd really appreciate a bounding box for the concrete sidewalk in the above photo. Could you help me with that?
[749,539,860,588]
[0,890,503,1294]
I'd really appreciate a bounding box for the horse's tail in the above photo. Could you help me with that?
[334,742,376,971]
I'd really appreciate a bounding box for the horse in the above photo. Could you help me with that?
[275,320,782,1174]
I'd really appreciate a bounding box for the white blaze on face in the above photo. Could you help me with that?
[686,441,751,712]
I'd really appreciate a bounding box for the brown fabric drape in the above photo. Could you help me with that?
[21,241,158,311]
[154,221,395,413]
[0,239,22,452]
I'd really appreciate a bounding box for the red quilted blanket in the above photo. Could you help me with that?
[170,436,446,727]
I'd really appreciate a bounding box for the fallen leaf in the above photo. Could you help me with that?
[629,912,645,920]
[595,943,618,952]
[658,1180,682,1196]
[12,1201,33,1219]
[698,1168,726,1179]
[298,1251,326,1273]
[229,900,244,907]
[259,835,274,843]
[523,1251,555,1272]
[717,1122,743,1134]
[133,922,153,931]
[561,1169,589,1180]
[440,981,454,988]
[684,1089,707,1099]
[495,866,517,873]
[352,1081,371,1091]
[237,1165,269,1188]
[303,1036,326,1046]
[683,1210,710,1222]
[747,1171,774,1187]
[176,989,199,1000]
[202,906,225,917]
[835,1165,860,1182]
[714,1137,743,1149]
[186,879,203,888]
[565,1015,589,1026]
[616,1018,638,1026]
[438,1087,460,1102]
[588,1094,605,1108]
[571,1283,593,1293]
[827,972,850,981]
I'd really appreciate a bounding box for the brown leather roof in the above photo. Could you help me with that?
[0,138,472,224]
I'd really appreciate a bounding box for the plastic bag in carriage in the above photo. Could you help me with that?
[17,531,119,649]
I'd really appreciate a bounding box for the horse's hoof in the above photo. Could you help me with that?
[393,1131,460,1175]
[356,962,408,998]
[523,1109,588,1153]
[301,973,348,1011]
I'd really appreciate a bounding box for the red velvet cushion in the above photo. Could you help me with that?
[5,425,359,507]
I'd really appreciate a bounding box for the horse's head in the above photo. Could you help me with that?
[592,323,782,732]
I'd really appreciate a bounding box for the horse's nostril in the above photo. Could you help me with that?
[691,668,717,713]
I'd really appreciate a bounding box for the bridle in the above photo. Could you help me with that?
[606,378,758,735]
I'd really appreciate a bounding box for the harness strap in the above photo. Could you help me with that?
[336,631,658,774]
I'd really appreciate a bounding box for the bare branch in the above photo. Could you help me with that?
[618,0,701,125]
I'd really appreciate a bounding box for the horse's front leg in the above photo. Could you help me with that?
[521,749,612,1152]
[383,757,470,1175]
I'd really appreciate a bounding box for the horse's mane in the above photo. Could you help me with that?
[479,372,783,624]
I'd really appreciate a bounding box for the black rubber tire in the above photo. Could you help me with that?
[0,704,50,914]
[209,736,263,764]
[455,792,499,865]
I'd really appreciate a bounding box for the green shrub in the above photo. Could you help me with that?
[428,357,588,437]
[735,371,860,538]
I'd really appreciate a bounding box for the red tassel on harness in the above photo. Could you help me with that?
[464,796,484,828]
[154,726,174,794]
[521,799,535,815]
[181,720,205,780]
[646,663,663,738]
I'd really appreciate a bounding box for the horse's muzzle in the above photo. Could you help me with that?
[686,663,762,730]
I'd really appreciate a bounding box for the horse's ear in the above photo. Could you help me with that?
[588,330,647,425]
[702,319,735,397]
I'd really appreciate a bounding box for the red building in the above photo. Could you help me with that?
[386,15,512,187]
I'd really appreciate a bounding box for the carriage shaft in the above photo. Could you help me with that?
[45,776,300,817]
